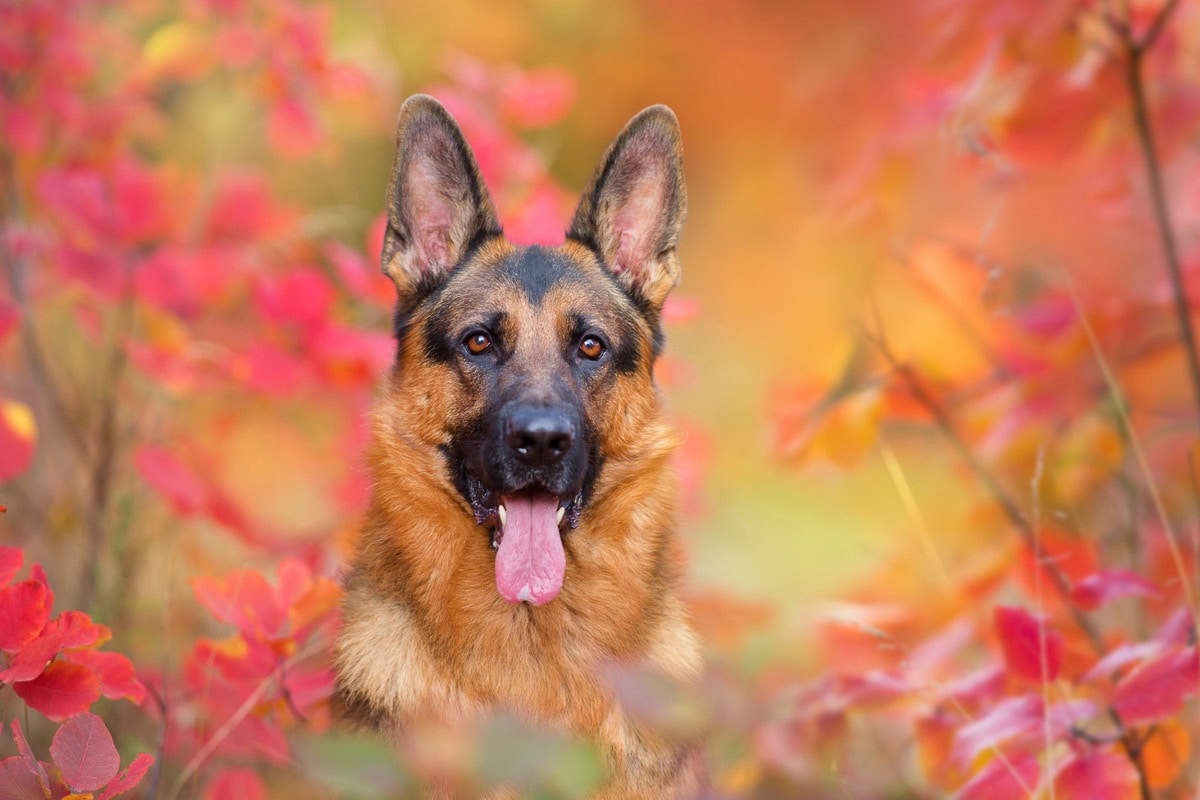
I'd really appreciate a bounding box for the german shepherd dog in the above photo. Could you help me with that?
[335,95,705,798]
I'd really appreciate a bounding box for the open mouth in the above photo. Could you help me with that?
[468,479,582,606]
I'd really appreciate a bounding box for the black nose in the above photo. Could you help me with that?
[506,407,575,465]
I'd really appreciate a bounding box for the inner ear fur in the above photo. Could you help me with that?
[567,105,687,309]
[381,94,501,307]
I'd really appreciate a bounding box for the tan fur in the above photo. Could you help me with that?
[336,97,704,798]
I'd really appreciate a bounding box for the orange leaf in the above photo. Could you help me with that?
[1142,720,1189,790]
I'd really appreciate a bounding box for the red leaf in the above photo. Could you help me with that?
[0,757,46,800]
[324,241,392,306]
[62,650,146,704]
[241,342,310,397]
[202,767,266,800]
[13,660,101,721]
[29,567,52,619]
[133,446,208,516]
[1071,570,1160,610]
[0,546,21,587]
[96,753,153,800]
[275,559,313,612]
[994,605,1063,682]
[0,399,36,483]
[0,580,49,652]
[952,752,1040,800]
[52,611,111,651]
[1053,748,1140,800]
[49,713,119,792]
[0,628,63,683]
[252,266,333,329]
[8,720,49,794]
[951,696,1093,768]
[113,160,171,245]
[1112,646,1199,726]
[192,570,285,637]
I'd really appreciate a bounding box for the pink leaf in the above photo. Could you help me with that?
[49,713,119,792]
[267,98,323,159]
[1083,642,1163,684]
[8,720,49,794]
[324,241,392,306]
[951,694,1095,770]
[96,753,153,800]
[952,694,1043,766]
[1053,748,1140,799]
[0,546,21,588]
[0,757,46,800]
[133,446,208,516]
[1112,646,1199,726]
[13,660,101,721]
[1155,608,1195,645]
[1071,570,1160,610]
[0,580,49,652]
[498,67,576,128]
[952,752,1040,800]
[937,665,1007,712]
[994,605,1063,682]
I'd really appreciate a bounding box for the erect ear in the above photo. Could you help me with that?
[381,94,502,307]
[567,105,686,309]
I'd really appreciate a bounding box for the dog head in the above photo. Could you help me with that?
[379,95,685,606]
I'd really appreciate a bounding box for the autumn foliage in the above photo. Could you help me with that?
[2,0,1199,797]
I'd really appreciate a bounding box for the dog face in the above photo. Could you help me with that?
[379,95,685,607]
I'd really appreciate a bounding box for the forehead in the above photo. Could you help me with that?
[432,242,631,323]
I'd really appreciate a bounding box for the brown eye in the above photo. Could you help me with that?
[465,331,493,355]
[578,335,605,360]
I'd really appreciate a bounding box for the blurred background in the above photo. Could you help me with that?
[3,0,1199,797]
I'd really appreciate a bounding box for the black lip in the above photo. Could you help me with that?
[466,474,583,530]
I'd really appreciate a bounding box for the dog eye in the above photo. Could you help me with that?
[578,335,605,361]
[464,331,493,355]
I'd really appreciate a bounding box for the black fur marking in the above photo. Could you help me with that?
[498,246,586,306]
[389,232,503,358]
[421,302,458,364]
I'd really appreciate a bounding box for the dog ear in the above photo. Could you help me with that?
[568,105,686,309]
[381,95,502,306]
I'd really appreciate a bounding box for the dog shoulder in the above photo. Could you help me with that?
[335,580,476,729]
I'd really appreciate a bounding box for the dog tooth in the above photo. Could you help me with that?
[556,506,565,525]
[498,504,507,527]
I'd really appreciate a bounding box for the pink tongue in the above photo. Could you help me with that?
[495,491,565,605]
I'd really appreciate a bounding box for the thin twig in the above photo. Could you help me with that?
[1110,0,1200,417]
[1139,0,1183,52]
[166,640,325,800]
[78,262,137,612]
[1062,268,1199,623]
